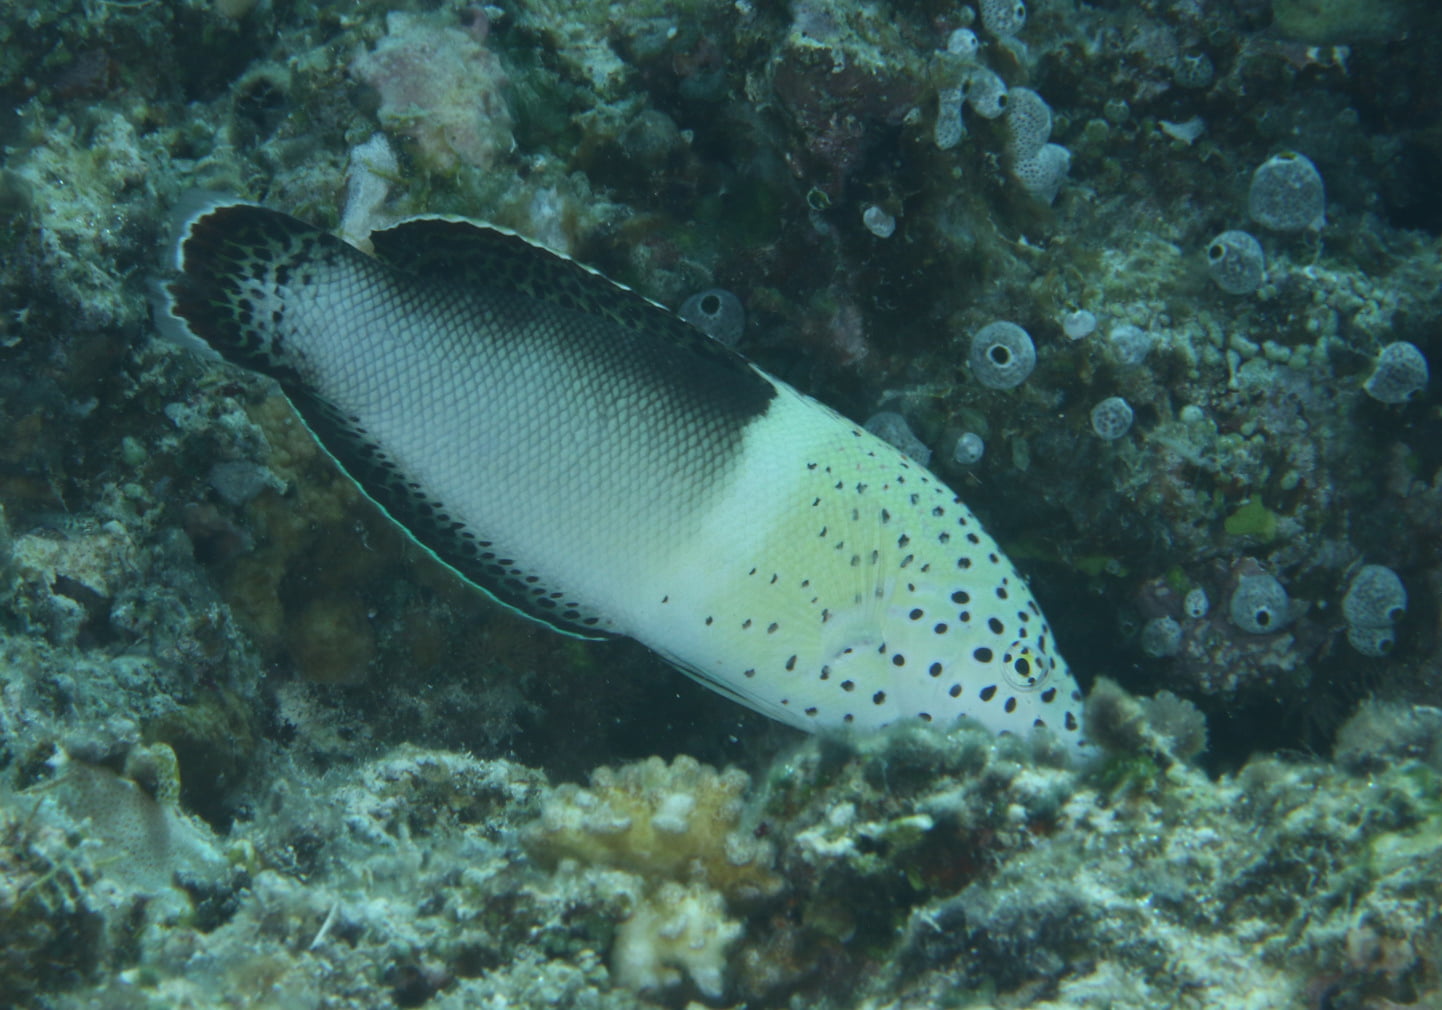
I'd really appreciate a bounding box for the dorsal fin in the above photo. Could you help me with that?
[368,217,765,386]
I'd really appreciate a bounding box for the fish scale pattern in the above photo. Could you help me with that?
[166,203,1085,748]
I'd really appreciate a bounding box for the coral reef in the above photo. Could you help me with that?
[525,755,780,997]
[350,10,514,175]
[526,756,779,902]
[0,0,1439,1006]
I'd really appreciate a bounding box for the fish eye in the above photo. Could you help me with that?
[1001,642,1049,691]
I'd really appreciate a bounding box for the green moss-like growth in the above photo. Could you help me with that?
[1224,498,1280,542]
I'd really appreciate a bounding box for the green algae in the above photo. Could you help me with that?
[1224,498,1281,542]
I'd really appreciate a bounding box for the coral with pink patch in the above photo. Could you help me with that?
[351,11,514,174]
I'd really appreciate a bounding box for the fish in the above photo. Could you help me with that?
[161,201,1085,749]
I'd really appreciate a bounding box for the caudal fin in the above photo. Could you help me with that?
[160,201,358,382]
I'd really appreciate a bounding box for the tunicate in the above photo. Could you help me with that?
[952,431,985,465]
[1342,565,1406,629]
[946,28,980,60]
[1248,152,1325,232]
[1346,624,1398,658]
[1090,396,1133,440]
[968,321,1036,389]
[679,289,745,347]
[1005,87,1053,160]
[1141,616,1184,658]
[935,87,965,149]
[1108,323,1154,366]
[1206,230,1266,295]
[1061,309,1096,340]
[980,0,1026,37]
[862,205,896,238]
[865,411,932,466]
[1183,587,1209,619]
[963,67,1009,119]
[1174,51,1214,89]
[1363,341,1428,404]
[1228,572,1290,634]
[1013,144,1071,204]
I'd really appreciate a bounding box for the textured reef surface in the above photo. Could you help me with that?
[1,0,1439,1008]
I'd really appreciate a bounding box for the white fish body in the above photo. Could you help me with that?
[162,203,1085,747]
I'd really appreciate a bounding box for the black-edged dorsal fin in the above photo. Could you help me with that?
[368,217,765,384]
